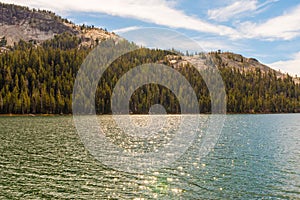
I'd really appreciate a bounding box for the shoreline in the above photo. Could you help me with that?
[0,113,299,117]
[0,114,72,117]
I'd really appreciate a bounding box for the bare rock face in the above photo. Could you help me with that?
[0,3,117,47]
[161,52,290,79]
[0,3,78,46]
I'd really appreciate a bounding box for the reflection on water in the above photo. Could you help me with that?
[0,114,299,199]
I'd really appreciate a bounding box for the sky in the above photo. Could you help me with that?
[2,0,300,76]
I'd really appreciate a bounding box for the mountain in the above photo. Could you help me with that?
[0,2,300,114]
[166,52,283,75]
[164,51,300,84]
[0,2,118,47]
[209,52,300,84]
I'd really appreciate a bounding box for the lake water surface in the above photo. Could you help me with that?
[0,114,299,199]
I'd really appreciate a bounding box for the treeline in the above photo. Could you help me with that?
[221,66,300,113]
[0,35,300,114]
[0,36,89,114]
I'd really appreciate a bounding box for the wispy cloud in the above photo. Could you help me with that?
[191,36,240,52]
[2,0,238,38]
[207,0,277,22]
[269,52,300,76]
[116,27,204,52]
[113,27,236,52]
[194,40,232,52]
[113,26,142,34]
[208,0,257,22]
[239,4,300,40]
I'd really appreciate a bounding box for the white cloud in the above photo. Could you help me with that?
[195,40,231,52]
[207,0,277,22]
[208,0,257,22]
[269,52,300,76]
[113,26,142,34]
[239,4,300,40]
[191,36,238,52]
[2,0,238,38]
[206,0,300,40]
[117,27,203,52]
[112,27,235,53]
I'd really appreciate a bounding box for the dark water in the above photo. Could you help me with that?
[0,115,299,199]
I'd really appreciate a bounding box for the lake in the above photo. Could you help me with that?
[0,114,299,199]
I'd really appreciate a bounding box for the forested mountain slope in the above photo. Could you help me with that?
[0,35,299,114]
[0,3,299,114]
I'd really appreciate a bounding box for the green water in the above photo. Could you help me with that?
[0,115,299,199]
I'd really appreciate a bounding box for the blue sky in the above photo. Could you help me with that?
[3,0,300,76]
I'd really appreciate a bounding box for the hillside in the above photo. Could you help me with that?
[0,3,117,47]
[0,37,299,114]
[164,52,300,84]
[165,52,283,77]
[0,2,300,114]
